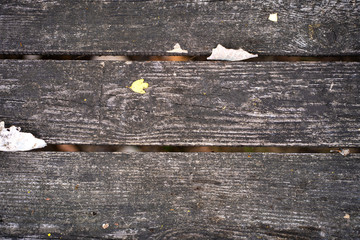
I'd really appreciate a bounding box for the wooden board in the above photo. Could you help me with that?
[0,152,359,239]
[1,60,359,146]
[1,0,359,56]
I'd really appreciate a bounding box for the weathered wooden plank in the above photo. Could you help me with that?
[0,152,359,239]
[1,0,359,56]
[1,60,359,146]
[0,60,103,145]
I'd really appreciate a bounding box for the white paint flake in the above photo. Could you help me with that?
[0,121,46,152]
[207,44,258,61]
[340,149,350,156]
[166,43,188,54]
[268,13,278,22]
[330,148,350,156]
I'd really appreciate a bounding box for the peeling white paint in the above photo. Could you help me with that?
[340,149,350,156]
[207,44,258,61]
[167,43,188,54]
[0,122,46,152]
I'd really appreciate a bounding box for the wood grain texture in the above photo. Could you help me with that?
[0,152,359,239]
[1,60,359,146]
[0,0,359,56]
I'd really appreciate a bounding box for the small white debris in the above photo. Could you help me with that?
[330,148,350,156]
[0,121,46,152]
[329,82,334,91]
[340,149,350,156]
[268,13,278,22]
[102,223,109,229]
[207,44,258,61]
[344,213,350,219]
[166,43,188,54]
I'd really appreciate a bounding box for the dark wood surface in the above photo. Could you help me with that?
[0,152,359,239]
[1,0,359,56]
[1,60,359,146]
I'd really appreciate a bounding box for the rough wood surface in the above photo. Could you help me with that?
[1,0,359,55]
[1,60,359,146]
[0,152,359,239]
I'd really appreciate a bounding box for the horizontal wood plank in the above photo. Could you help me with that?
[1,60,359,146]
[0,152,359,239]
[0,0,359,55]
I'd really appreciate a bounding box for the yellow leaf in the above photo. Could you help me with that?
[129,79,149,94]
